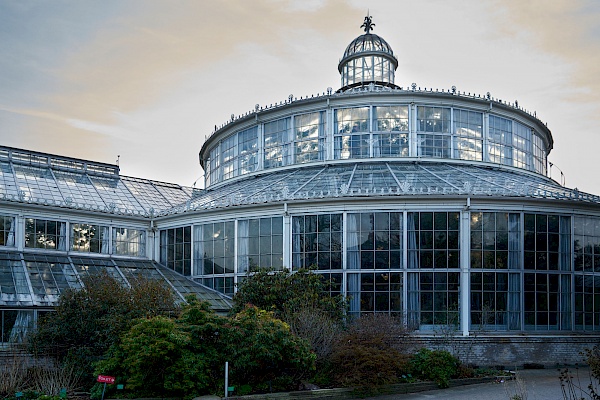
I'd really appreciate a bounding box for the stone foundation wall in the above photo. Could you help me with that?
[415,335,600,368]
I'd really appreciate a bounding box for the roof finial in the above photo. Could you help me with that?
[361,12,375,34]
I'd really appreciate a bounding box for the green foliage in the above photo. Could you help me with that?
[328,314,412,388]
[232,268,347,321]
[28,271,178,385]
[409,348,460,388]
[224,305,316,392]
[94,299,315,398]
[93,315,212,398]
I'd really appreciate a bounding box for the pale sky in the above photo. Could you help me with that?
[1,0,600,194]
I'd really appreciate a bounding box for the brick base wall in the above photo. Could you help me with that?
[415,335,600,368]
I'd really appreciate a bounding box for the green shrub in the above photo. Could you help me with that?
[28,271,178,386]
[409,348,460,388]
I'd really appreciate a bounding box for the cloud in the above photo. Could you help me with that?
[494,0,600,105]
[46,0,361,124]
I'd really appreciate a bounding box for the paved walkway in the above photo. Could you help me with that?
[361,368,593,400]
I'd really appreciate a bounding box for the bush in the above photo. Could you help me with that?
[93,299,315,398]
[328,314,412,388]
[409,348,460,388]
[232,268,347,321]
[223,305,316,393]
[28,271,178,385]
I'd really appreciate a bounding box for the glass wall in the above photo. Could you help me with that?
[513,122,531,169]
[374,106,409,157]
[113,227,146,257]
[1,309,33,344]
[193,221,235,296]
[470,212,521,330]
[71,223,109,254]
[0,215,15,247]
[488,115,513,166]
[25,218,66,250]
[294,111,326,164]
[238,217,283,273]
[454,109,483,161]
[264,118,291,169]
[574,216,600,330]
[417,107,452,159]
[160,226,191,275]
[334,107,370,159]
[205,103,549,186]
[292,214,342,270]
[340,56,395,88]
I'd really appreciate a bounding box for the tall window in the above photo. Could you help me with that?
[406,212,460,329]
[346,211,403,316]
[238,217,283,273]
[532,133,547,175]
[407,212,460,269]
[193,221,235,295]
[407,272,460,328]
[113,227,145,257]
[71,223,109,254]
[264,118,291,169]
[374,106,409,157]
[523,213,571,330]
[160,226,191,275]
[334,107,370,159]
[0,216,15,247]
[574,216,600,272]
[207,146,221,185]
[454,109,483,161]
[574,216,600,330]
[513,122,531,169]
[488,115,512,166]
[292,214,342,270]
[417,106,451,158]
[470,212,521,330]
[221,134,237,180]
[346,272,402,316]
[238,127,258,175]
[347,212,402,270]
[25,218,66,250]
[294,112,325,164]
[524,214,571,271]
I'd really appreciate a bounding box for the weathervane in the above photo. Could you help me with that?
[361,13,375,33]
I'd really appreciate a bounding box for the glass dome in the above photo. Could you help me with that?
[340,32,395,61]
[338,16,398,91]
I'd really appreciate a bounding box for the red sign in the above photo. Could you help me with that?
[97,375,116,384]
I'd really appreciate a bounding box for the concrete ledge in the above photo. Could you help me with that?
[226,377,493,399]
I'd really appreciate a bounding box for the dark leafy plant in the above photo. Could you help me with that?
[28,271,178,386]
[409,348,460,388]
[328,314,412,388]
[93,298,315,398]
[232,268,347,322]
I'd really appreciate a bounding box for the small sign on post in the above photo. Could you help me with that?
[97,375,116,400]
[97,375,116,384]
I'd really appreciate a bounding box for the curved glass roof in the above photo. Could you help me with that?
[0,251,231,311]
[342,33,396,60]
[163,161,600,216]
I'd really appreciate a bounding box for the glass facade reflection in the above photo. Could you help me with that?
[203,99,551,187]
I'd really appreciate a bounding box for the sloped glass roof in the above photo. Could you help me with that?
[0,147,192,216]
[0,252,231,312]
[163,161,600,215]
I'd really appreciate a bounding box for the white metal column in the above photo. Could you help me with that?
[460,207,471,336]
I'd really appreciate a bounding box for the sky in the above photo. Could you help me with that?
[1,0,600,194]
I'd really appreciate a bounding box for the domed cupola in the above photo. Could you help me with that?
[338,15,398,92]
